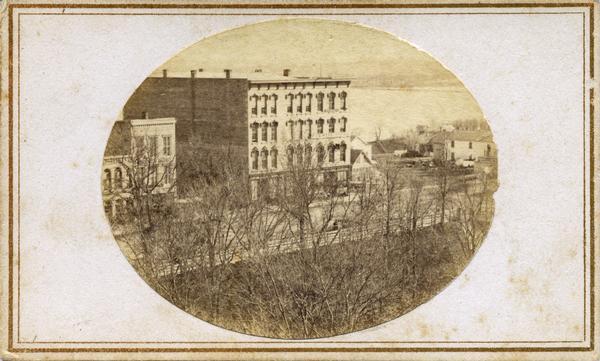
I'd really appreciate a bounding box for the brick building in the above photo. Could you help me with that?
[120,69,352,200]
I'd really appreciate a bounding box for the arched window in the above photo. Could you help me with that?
[305,93,313,112]
[250,95,259,115]
[296,144,304,164]
[317,118,324,134]
[340,117,347,132]
[270,94,278,114]
[271,121,278,141]
[287,145,295,166]
[305,144,312,164]
[317,144,325,164]
[328,143,335,163]
[340,142,347,162]
[328,118,336,133]
[261,94,268,115]
[328,92,336,110]
[251,122,259,143]
[306,119,313,139]
[298,120,304,139]
[103,169,112,191]
[316,92,324,112]
[251,148,259,170]
[261,122,269,142]
[114,168,123,189]
[295,93,303,113]
[271,147,278,168]
[339,91,347,110]
[261,147,269,169]
[286,93,294,113]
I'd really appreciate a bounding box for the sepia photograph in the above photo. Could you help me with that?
[101,19,498,339]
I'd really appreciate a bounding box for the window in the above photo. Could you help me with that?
[251,123,259,143]
[328,118,335,133]
[307,119,312,139]
[328,92,336,110]
[271,122,278,141]
[451,152,455,161]
[271,148,278,168]
[469,141,473,149]
[162,136,171,156]
[305,145,312,164]
[298,120,304,139]
[317,144,325,164]
[451,140,455,148]
[149,136,158,155]
[270,94,278,114]
[134,136,144,153]
[250,95,258,115]
[296,93,303,113]
[114,168,123,189]
[296,144,303,164]
[317,119,324,134]
[328,144,335,163]
[317,92,324,111]
[251,148,259,170]
[288,121,295,140]
[261,148,269,169]
[261,95,268,115]
[287,93,294,113]
[339,91,347,110]
[340,117,347,132]
[305,93,312,112]
[163,165,171,184]
[103,169,112,191]
[287,146,294,166]
[261,122,269,142]
[340,142,347,162]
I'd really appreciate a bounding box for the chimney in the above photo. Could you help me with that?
[162,69,167,78]
[191,70,196,78]
[283,69,290,77]
[142,111,149,119]
[224,69,231,78]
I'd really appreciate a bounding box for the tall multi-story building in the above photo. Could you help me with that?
[246,70,351,199]
[120,69,351,200]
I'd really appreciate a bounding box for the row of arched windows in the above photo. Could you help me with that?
[286,117,347,140]
[250,142,348,171]
[250,91,347,116]
[103,165,173,191]
[103,167,126,191]
[250,121,278,143]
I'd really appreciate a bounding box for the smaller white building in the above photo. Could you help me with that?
[350,149,380,183]
[102,116,177,218]
[431,130,495,164]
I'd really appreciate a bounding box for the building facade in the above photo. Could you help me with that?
[102,117,177,218]
[431,130,495,164]
[246,74,352,199]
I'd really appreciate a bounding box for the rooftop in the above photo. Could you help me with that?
[149,69,351,84]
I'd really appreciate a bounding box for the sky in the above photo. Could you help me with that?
[157,19,485,141]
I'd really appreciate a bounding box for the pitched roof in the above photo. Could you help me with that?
[351,149,374,165]
[430,130,493,144]
[104,121,131,157]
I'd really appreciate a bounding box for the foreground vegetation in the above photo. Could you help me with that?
[107,148,495,339]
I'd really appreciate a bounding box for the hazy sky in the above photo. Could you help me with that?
[157,19,485,140]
